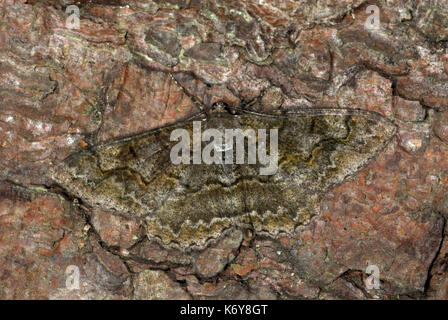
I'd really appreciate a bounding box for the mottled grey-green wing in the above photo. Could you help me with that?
[50,110,396,248]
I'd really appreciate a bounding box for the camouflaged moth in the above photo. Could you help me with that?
[50,107,396,249]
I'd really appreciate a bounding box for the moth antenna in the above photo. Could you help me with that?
[169,73,206,115]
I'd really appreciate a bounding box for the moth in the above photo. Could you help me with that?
[50,107,396,249]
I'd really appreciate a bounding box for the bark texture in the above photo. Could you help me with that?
[1,0,448,299]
